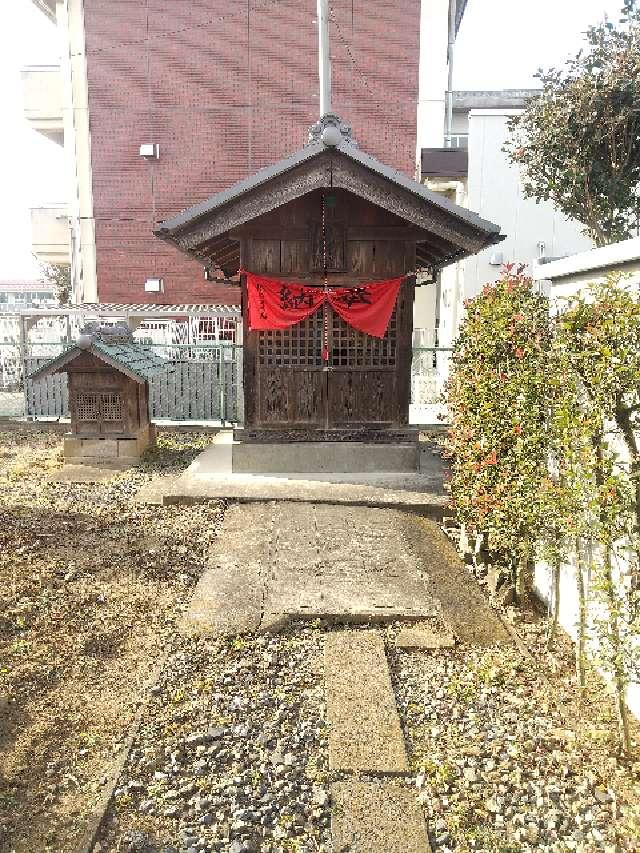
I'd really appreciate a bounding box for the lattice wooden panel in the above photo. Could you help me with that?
[76,393,100,421]
[330,308,397,368]
[75,392,123,422]
[258,310,324,367]
[101,393,123,421]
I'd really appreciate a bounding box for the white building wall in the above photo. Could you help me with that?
[416,0,450,159]
[464,109,592,300]
[533,241,640,720]
[57,0,97,304]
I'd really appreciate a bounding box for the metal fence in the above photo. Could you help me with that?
[410,346,452,407]
[19,343,243,424]
[2,340,451,424]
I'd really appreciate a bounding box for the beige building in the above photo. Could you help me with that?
[23,0,95,302]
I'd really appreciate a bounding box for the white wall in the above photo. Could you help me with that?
[534,246,640,721]
[416,0,450,158]
[464,109,592,300]
[57,0,97,304]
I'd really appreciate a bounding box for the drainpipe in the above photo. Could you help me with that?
[445,0,457,146]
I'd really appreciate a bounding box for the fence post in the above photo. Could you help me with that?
[219,345,226,426]
[20,315,28,419]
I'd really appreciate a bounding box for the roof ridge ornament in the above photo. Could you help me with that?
[77,321,133,348]
[307,113,356,148]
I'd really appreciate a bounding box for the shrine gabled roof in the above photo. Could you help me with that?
[29,339,170,384]
[154,115,504,277]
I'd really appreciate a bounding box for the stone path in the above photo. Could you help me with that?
[177,499,509,852]
[182,502,442,634]
[331,779,431,853]
[324,630,439,851]
[325,632,408,774]
[181,502,508,640]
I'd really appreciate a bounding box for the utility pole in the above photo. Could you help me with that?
[318,0,331,117]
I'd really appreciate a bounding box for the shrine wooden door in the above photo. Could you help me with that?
[246,283,413,429]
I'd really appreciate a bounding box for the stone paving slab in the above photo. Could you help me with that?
[262,503,439,629]
[179,504,267,636]
[178,500,506,650]
[325,631,408,773]
[331,779,431,853]
[396,624,457,650]
[135,473,447,518]
[400,515,512,647]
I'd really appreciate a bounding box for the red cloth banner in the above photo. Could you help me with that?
[245,272,403,338]
[247,274,325,331]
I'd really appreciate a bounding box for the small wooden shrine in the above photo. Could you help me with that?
[156,114,503,440]
[30,323,167,466]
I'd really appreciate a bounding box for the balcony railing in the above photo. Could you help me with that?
[444,133,469,149]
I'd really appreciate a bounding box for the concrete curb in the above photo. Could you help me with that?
[161,493,447,521]
[74,655,167,853]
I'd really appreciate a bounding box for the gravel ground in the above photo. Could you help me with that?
[390,627,640,853]
[0,430,222,853]
[96,626,331,853]
[3,428,640,853]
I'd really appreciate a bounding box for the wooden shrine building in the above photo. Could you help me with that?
[156,115,503,438]
[30,323,167,466]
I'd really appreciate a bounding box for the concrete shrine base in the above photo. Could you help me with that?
[63,424,156,468]
[135,429,448,517]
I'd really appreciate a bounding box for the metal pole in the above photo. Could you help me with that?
[318,0,331,116]
[445,0,457,146]
[20,316,28,419]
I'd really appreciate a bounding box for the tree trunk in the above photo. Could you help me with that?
[515,543,532,605]
[547,552,561,648]
[615,402,640,542]
[602,543,632,756]
[575,537,587,691]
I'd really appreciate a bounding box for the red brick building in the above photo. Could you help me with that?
[57,1,421,305]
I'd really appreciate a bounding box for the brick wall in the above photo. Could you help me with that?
[84,0,421,304]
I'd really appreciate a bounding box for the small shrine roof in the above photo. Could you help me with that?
[29,326,171,383]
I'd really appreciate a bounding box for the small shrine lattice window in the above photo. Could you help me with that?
[258,311,324,367]
[330,308,397,368]
[76,393,100,421]
[101,393,124,421]
[75,392,123,422]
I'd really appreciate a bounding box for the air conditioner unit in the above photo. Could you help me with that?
[144,277,163,293]
[139,143,159,159]
[489,251,503,266]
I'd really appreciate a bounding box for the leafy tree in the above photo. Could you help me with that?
[447,273,640,754]
[445,266,552,601]
[505,1,640,247]
[39,261,71,305]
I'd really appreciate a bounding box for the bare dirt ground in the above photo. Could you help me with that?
[2,430,640,853]
[0,430,223,853]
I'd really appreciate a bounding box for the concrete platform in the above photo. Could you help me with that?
[141,475,447,517]
[331,779,431,853]
[232,440,418,473]
[180,505,264,636]
[325,632,408,774]
[135,431,447,517]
